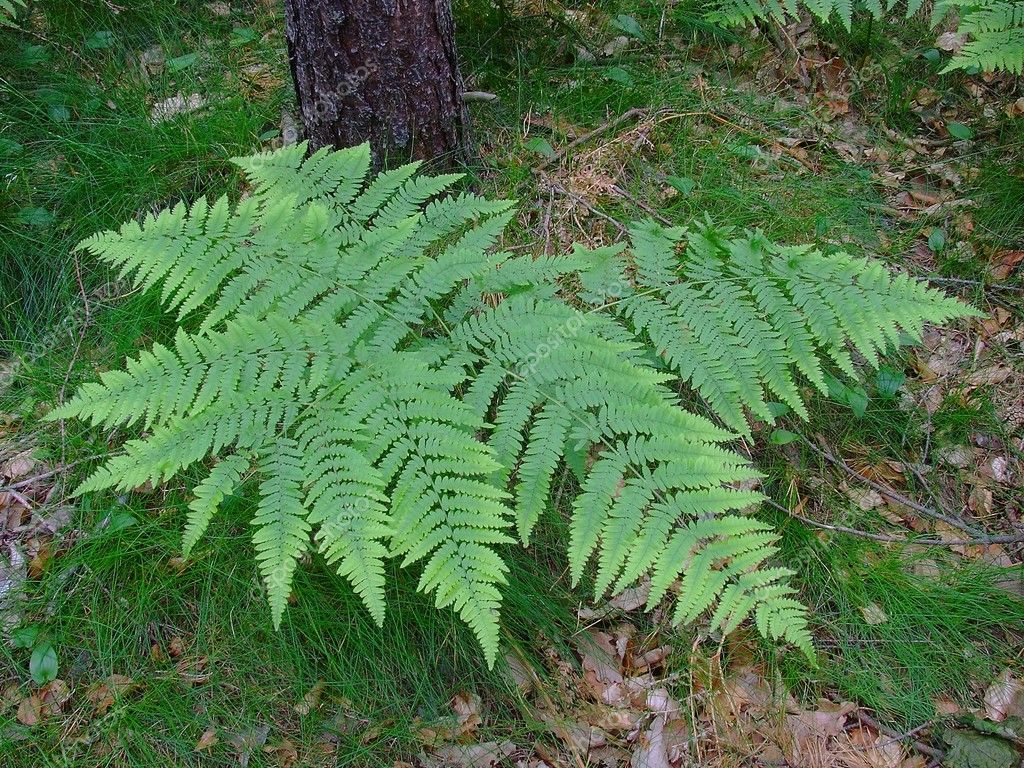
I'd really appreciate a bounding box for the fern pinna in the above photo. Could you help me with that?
[51,143,976,666]
[0,0,25,27]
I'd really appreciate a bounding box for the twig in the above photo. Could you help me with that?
[856,712,945,761]
[794,432,986,537]
[2,488,33,510]
[0,455,105,493]
[928,276,1024,294]
[541,181,629,237]
[611,184,672,225]
[56,256,93,463]
[766,498,1024,547]
[542,189,554,256]
[535,107,648,170]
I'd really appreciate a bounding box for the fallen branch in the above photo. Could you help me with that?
[535,105,815,174]
[534,107,648,171]
[794,431,986,538]
[856,712,945,762]
[540,180,629,237]
[0,455,106,493]
[928,276,1024,294]
[766,498,1024,547]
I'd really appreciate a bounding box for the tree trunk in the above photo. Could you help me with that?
[283,0,471,167]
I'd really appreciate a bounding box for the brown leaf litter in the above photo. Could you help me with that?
[399,614,969,768]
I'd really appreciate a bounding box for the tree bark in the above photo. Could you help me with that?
[283,0,471,167]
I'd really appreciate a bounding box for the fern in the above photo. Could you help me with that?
[0,0,25,27]
[710,0,1024,73]
[597,219,975,436]
[935,0,1024,73]
[52,144,977,667]
[709,0,877,31]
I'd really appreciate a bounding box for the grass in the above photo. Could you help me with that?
[2,0,1024,765]
[1,485,578,766]
[757,355,1024,727]
[773,520,1024,728]
[0,0,285,344]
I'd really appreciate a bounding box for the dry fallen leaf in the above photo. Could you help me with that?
[1,454,34,480]
[936,445,974,469]
[842,725,922,768]
[452,691,482,736]
[40,679,71,716]
[1,683,20,712]
[27,540,52,579]
[87,674,136,716]
[150,93,207,124]
[16,694,42,726]
[196,726,219,752]
[967,365,1013,388]
[577,630,625,705]
[936,31,967,52]
[228,724,270,768]
[989,250,1024,281]
[425,741,515,768]
[417,691,483,745]
[968,485,993,516]
[168,635,185,658]
[934,696,962,716]
[634,644,673,673]
[264,738,299,768]
[846,487,884,511]
[984,668,1024,722]
[631,714,672,768]
[205,1,230,16]
[860,602,889,626]
[294,680,325,715]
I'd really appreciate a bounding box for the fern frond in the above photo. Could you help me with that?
[708,0,866,29]
[60,145,975,666]
[47,317,318,431]
[709,0,1022,74]
[231,142,371,207]
[449,294,773,643]
[296,410,392,625]
[598,219,979,435]
[513,403,572,543]
[943,23,1024,73]
[366,364,514,665]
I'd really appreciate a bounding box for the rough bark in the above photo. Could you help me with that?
[283,0,471,167]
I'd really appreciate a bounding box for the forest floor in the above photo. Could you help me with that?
[1,1,1023,767]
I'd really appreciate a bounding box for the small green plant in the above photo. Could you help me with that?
[12,626,59,686]
[708,0,905,31]
[50,144,976,666]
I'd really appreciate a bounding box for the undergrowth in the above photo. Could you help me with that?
[2,1,1023,765]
